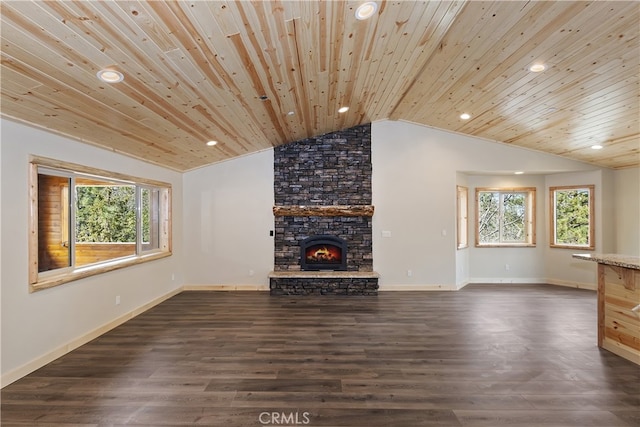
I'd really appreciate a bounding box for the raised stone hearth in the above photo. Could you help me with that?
[269,271,379,296]
[271,124,378,295]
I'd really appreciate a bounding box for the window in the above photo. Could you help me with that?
[29,156,171,291]
[456,185,468,249]
[550,185,594,250]
[475,187,536,247]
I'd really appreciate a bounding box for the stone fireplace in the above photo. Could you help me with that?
[269,124,379,295]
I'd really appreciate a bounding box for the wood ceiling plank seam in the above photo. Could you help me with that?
[316,1,335,133]
[0,86,191,169]
[389,1,523,119]
[348,0,425,121]
[455,2,640,121]
[339,0,410,120]
[30,0,221,144]
[0,35,196,150]
[464,75,638,141]
[327,0,347,119]
[416,5,596,122]
[204,0,240,37]
[410,1,596,123]
[448,59,636,143]
[44,0,198,105]
[358,1,445,119]
[148,1,276,153]
[0,67,189,149]
[286,17,314,138]
[367,1,466,120]
[0,65,44,92]
[373,1,469,118]
[84,0,243,144]
[114,0,178,52]
[227,1,293,144]
[401,1,575,121]
[386,0,483,120]
[175,6,282,153]
[279,19,310,141]
[265,1,309,141]
[308,0,329,132]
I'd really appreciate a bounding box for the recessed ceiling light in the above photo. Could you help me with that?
[591,144,603,150]
[460,113,471,120]
[355,2,378,20]
[287,111,295,116]
[338,106,349,113]
[206,140,218,146]
[529,63,546,73]
[96,69,124,83]
[514,171,524,175]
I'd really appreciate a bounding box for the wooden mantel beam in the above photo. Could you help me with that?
[273,205,374,217]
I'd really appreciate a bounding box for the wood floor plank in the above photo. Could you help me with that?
[2,284,639,426]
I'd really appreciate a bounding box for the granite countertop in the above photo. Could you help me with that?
[572,253,640,270]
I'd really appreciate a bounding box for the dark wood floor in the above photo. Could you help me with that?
[2,284,639,426]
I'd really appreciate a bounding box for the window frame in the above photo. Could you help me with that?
[475,187,536,247]
[29,156,172,292]
[549,185,595,250]
[456,185,468,249]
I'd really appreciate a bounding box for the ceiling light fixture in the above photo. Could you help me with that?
[338,106,349,113]
[591,144,603,150]
[287,111,295,116]
[529,63,546,73]
[460,113,471,120]
[355,2,378,20]
[206,140,218,146]
[96,68,124,83]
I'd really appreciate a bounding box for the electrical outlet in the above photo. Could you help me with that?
[249,269,255,276]
[407,269,412,277]
[115,295,121,305]
[505,264,510,271]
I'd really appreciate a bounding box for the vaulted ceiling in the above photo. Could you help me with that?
[1,1,638,172]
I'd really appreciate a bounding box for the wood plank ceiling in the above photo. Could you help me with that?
[1,1,638,172]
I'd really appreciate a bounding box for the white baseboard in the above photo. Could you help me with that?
[545,278,597,291]
[379,283,458,291]
[182,284,270,291]
[1,287,182,388]
[468,277,547,284]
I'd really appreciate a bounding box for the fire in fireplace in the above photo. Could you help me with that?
[300,235,347,271]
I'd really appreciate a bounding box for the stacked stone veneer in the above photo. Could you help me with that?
[271,123,377,295]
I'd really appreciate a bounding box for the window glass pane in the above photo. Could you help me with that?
[502,193,525,242]
[478,192,500,243]
[38,173,71,272]
[141,188,160,251]
[75,177,136,266]
[554,188,591,246]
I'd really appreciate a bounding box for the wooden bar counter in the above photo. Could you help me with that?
[573,253,640,364]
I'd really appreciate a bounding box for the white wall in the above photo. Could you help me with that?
[0,119,183,385]
[614,167,640,255]
[182,150,274,287]
[371,120,601,288]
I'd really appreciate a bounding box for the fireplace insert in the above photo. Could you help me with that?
[300,235,347,271]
